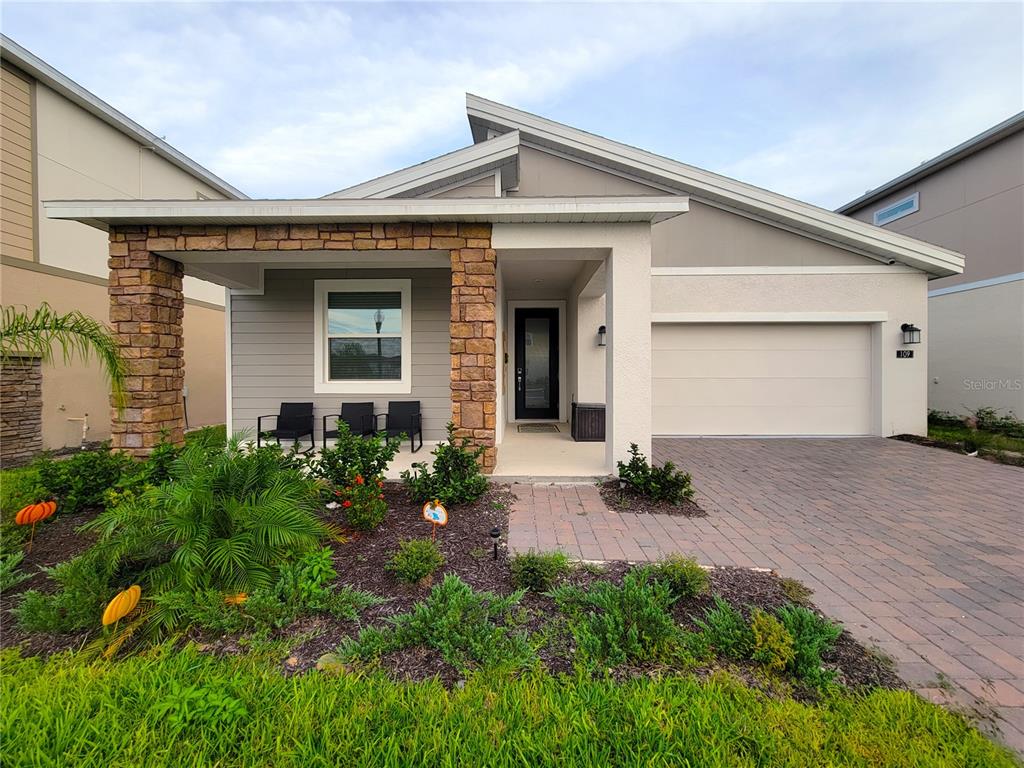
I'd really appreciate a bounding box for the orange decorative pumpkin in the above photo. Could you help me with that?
[102,585,142,626]
[15,500,56,526]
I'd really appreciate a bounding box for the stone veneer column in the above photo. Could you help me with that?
[0,356,43,466]
[108,227,186,457]
[448,224,498,472]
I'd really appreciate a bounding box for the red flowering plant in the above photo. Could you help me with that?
[336,471,388,531]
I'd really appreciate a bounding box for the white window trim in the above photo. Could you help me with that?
[313,278,412,394]
[873,192,919,226]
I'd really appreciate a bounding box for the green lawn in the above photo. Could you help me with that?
[927,424,1024,455]
[2,647,1016,768]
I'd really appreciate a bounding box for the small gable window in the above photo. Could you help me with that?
[873,193,919,226]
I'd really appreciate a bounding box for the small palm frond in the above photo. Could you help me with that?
[0,303,129,409]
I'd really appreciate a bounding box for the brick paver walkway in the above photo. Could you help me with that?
[507,438,1024,750]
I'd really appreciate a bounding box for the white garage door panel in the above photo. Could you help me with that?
[653,324,872,436]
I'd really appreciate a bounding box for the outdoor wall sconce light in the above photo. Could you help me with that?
[597,325,607,347]
[490,526,500,561]
[900,323,922,345]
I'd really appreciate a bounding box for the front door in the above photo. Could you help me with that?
[514,307,559,420]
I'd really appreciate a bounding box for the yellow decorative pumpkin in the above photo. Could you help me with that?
[102,585,141,626]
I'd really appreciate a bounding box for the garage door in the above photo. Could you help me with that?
[652,323,872,436]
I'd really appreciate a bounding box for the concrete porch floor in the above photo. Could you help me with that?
[492,423,607,479]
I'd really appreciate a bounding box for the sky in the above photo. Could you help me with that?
[3,1,1022,208]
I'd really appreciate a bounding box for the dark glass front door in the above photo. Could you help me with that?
[514,307,559,420]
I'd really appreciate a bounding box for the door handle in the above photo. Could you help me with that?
[516,368,523,391]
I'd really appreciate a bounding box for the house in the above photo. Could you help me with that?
[838,113,1024,419]
[0,35,243,465]
[44,95,964,475]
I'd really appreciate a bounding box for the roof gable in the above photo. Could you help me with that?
[324,131,519,199]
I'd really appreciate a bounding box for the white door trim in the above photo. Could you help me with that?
[651,311,889,324]
[506,300,567,423]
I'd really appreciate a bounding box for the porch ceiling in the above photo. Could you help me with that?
[44,196,689,230]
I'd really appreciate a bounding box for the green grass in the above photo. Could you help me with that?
[2,647,1015,767]
[927,424,1024,455]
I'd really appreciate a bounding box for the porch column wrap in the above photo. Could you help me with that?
[108,226,186,456]
[448,224,498,472]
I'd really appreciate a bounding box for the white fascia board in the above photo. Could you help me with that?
[324,131,521,199]
[465,94,965,277]
[0,34,246,200]
[44,196,689,230]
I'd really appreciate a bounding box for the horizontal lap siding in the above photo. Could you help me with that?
[1,64,34,261]
[231,268,452,441]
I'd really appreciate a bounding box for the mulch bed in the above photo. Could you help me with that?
[598,479,706,517]
[3,482,901,697]
[1,507,100,656]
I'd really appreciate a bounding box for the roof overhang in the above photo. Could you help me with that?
[44,196,690,230]
[465,94,965,278]
[0,34,247,200]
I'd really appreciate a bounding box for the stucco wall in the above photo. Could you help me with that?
[845,130,1023,289]
[652,201,869,268]
[509,146,883,269]
[652,271,930,436]
[229,268,453,443]
[33,82,227,304]
[0,263,225,448]
[928,280,1024,416]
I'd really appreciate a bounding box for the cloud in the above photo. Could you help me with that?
[3,1,1020,206]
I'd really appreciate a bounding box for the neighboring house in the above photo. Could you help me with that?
[45,95,964,476]
[0,36,245,464]
[839,113,1024,419]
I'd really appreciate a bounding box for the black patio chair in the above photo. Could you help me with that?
[256,402,314,451]
[322,401,376,450]
[380,400,423,453]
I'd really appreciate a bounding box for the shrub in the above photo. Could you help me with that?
[0,551,28,591]
[185,424,227,449]
[750,608,795,672]
[336,474,388,531]
[306,421,401,487]
[694,596,752,660]
[386,539,444,584]
[15,553,113,632]
[401,423,488,506]
[34,446,135,513]
[972,407,1024,438]
[0,465,45,550]
[776,604,841,686]
[1,466,47,518]
[340,574,532,672]
[552,569,679,668]
[18,437,326,641]
[616,444,694,505]
[186,550,377,635]
[641,555,708,600]
[510,551,571,592]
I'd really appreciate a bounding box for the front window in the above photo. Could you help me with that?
[314,279,411,393]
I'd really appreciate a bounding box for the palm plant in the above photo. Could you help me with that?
[87,436,327,595]
[0,302,128,408]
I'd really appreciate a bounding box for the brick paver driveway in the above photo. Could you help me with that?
[507,438,1024,749]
